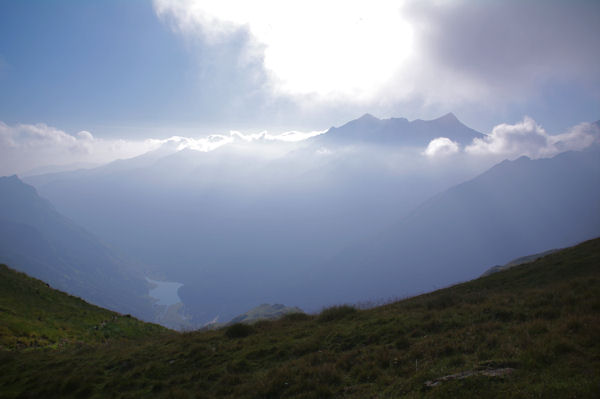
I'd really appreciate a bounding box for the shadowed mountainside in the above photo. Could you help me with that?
[0,176,156,322]
[303,147,600,308]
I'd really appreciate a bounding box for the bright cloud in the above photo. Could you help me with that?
[150,135,234,152]
[0,121,326,176]
[153,0,600,123]
[231,129,325,143]
[0,122,164,176]
[0,122,92,152]
[465,117,600,159]
[154,0,414,99]
[150,128,325,152]
[423,137,459,157]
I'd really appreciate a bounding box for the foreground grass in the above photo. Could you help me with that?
[1,238,599,398]
[0,265,169,350]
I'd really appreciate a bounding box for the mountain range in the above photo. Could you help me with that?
[22,113,497,324]
[315,112,484,146]
[2,112,598,326]
[302,146,600,308]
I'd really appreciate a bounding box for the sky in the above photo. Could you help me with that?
[0,0,599,174]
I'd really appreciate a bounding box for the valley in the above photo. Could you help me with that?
[2,2,599,397]
[12,115,599,327]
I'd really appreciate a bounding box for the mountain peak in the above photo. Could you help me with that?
[357,113,378,121]
[0,175,37,197]
[316,112,483,146]
[436,112,459,123]
[0,174,23,184]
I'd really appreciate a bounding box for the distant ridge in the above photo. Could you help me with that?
[310,147,600,306]
[313,112,484,146]
[204,303,304,329]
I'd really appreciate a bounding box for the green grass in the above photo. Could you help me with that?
[0,265,169,350]
[317,304,357,322]
[1,238,599,398]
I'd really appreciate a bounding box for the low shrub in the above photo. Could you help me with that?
[317,305,357,323]
[281,312,311,322]
[224,323,254,339]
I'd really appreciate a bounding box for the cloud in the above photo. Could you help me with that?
[0,121,327,176]
[315,147,332,156]
[553,122,600,153]
[2,116,596,177]
[146,128,325,153]
[0,122,95,154]
[423,137,459,157]
[149,135,234,152]
[230,129,325,143]
[465,117,600,159]
[154,0,414,100]
[153,0,600,112]
[0,122,163,175]
[380,0,600,111]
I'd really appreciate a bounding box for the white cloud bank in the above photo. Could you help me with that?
[0,122,162,176]
[465,117,600,159]
[420,117,599,160]
[0,121,325,176]
[230,129,325,143]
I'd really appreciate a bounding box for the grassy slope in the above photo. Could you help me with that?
[1,238,599,398]
[482,248,560,276]
[0,264,169,350]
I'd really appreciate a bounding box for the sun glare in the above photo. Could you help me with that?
[156,0,414,99]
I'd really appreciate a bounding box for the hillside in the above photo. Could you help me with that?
[305,147,600,308]
[482,248,560,277]
[205,303,304,329]
[228,303,303,325]
[0,175,157,322]
[1,238,598,398]
[0,264,169,350]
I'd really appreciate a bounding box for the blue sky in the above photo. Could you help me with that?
[0,1,202,136]
[0,0,599,170]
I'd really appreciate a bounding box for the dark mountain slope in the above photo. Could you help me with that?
[307,147,600,306]
[0,238,598,398]
[0,175,156,321]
